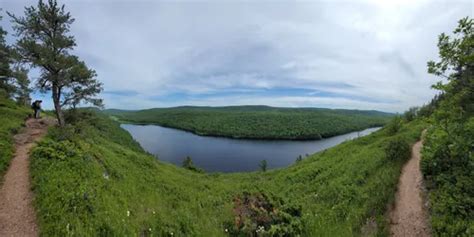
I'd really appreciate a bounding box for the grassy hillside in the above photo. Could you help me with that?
[105,106,392,140]
[0,98,30,180]
[30,110,424,236]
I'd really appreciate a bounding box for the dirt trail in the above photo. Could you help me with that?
[390,140,431,237]
[0,118,55,237]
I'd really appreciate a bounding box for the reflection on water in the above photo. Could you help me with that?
[122,124,381,172]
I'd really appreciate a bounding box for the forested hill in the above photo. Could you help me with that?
[104,106,393,140]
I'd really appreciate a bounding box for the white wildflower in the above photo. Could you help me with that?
[256,226,265,233]
[127,210,130,217]
[224,228,228,232]
[149,228,152,232]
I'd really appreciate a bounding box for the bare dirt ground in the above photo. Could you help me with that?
[0,118,55,237]
[389,140,431,237]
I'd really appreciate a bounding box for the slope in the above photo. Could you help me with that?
[29,110,424,236]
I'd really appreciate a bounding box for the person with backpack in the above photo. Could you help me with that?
[31,100,42,119]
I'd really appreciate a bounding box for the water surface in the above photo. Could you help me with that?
[122,124,380,172]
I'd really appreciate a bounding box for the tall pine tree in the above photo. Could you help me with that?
[0,13,15,98]
[9,0,103,126]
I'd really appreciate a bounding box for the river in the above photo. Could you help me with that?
[121,124,381,172]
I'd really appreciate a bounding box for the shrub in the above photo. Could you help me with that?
[421,118,474,235]
[385,116,403,135]
[403,107,419,122]
[182,156,204,173]
[227,192,303,236]
[259,160,268,172]
[385,138,410,161]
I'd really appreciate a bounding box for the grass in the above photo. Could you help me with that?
[104,106,392,140]
[29,110,425,236]
[0,98,30,181]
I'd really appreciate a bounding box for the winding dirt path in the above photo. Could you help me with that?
[0,118,54,237]
[389,140,431,237]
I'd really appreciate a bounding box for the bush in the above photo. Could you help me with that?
[385,116,403,135]
[259,160,268,172]
[403,107,419,122]
[182,156,204,173]
[227,192,303,236]
[385,138,411,161]
[421,118,474,235]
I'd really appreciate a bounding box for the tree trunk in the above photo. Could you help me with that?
[52,84,65,126]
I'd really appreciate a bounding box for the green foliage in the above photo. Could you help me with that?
[422,17,474,236]
[384,115,402,135]
[403,107,419,122]
[0,98,30,180]
[0,13,14,98]
[418,94,444,118]
[11,67,32,106]
[0,14,31,102]
[9,0,103,126]
[259,160,268,172]
[385,138,410,161]
[421,119,474,236]
[106,106,392,140]
[227,192,303,236]
[295,155,303,163]
[28,110,425,236]
[182,156,204,173]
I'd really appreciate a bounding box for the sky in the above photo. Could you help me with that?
[1,0,472,112]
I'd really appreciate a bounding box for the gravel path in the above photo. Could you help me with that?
[0,118,54,237]
[390,140,431,237]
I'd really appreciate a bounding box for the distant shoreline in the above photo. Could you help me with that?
[119,120,383,141]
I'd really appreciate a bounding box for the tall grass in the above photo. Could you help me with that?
[0,98,30,181]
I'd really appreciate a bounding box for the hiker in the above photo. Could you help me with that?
[31,100,42,119]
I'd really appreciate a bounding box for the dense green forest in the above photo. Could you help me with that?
[105,106,392,140]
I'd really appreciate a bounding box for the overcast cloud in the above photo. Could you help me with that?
[1,0,472,112]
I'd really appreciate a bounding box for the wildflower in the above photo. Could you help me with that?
[127,210,130,217]
[256,226,265,233]
[153,211,156,214]
[170,232,174,236]
[149,228,152,232]
[224,228,228,232]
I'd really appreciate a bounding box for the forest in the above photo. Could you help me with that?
[105,106,392,140]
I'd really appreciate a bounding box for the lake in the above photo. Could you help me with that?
[121,124,381,172]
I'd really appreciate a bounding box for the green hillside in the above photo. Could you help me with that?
[29,109,424,236]
[105,106,392,140]
[0,99,30,179]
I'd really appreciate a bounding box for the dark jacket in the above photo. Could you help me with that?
[31,101,41,110]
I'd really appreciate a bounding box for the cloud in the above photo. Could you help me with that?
[1,0,472,112]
